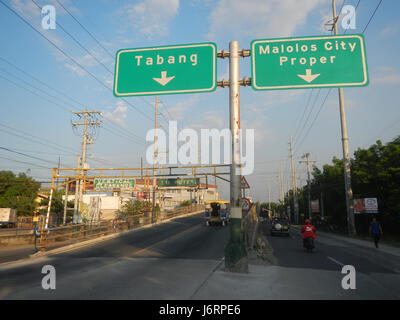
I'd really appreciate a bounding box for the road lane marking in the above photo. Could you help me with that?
[327,256,345,267]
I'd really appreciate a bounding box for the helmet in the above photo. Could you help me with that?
[305,219,311,224]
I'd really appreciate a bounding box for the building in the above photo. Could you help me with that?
[63,178,218,220]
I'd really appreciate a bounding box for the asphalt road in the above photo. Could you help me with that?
[262,221,400,299]
[0,213,230,299]
[1,214,399,299]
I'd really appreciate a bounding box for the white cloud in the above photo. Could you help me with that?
[103,102,128,126]
[168,95,199,121]
[206,0,323,40]
[373,74,400,85]
[380,26,399,37]
[124,0,180,39]
[372,67,400,85]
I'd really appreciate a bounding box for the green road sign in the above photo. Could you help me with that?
[251,34,368,90]
[158,178,200,187]
[113,43,217,97]
[94,178,135,190]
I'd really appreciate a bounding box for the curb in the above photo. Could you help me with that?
[29,209,205,259]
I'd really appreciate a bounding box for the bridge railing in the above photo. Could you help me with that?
[37,204,205,250]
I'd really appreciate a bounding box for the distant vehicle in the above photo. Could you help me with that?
[270,218,290,236]
[204,200,230,226]
[0,208,17,228]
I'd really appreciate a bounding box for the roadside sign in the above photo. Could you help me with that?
[158,178,200,187]
[354,198,378,214]
[251,34,368,90]
[94,178,135,190]
[114,42,217,97]
[240,176,250,189]
[241,198,251,211]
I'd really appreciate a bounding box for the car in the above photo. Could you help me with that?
[270,218,290,236]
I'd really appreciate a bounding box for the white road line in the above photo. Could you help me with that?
[327,256,345,267]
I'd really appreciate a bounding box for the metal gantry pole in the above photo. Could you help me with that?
[332,0,356,236]
[63,181,68,225]
[152,96,158,222]
[225,40,248,273]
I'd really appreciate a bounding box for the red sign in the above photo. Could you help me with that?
[241,176,250,189]
[241,197,251,210]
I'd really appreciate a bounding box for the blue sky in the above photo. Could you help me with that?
[0,0,399,202]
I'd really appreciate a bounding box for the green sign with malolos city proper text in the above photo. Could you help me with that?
[251,34,368,90]
[158,178,200,187]
[114,43,217,97]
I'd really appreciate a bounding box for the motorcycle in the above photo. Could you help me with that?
[304,236,314,253]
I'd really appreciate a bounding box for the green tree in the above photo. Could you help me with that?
[0,171,40,216]
[117,200,152,219]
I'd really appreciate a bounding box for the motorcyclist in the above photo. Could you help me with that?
[301,219,316,248]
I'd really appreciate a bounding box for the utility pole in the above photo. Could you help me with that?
[152,96,158,222]
[267,177,271,213]
[286,179,290,219]
[332,0,356,236]
[224,40,248,273]
[278,164,284,203]
[71,110,102,223]
[320,185,325,221]
[300,153,316,221]
[73,155,80,223]
[290,136,299,224]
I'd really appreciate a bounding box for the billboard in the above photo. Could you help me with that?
[354,198,378,214]
[311,200,320,213]
[94,178,135,190]
[158,178,199,187]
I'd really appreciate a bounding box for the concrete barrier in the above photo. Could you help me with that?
[0,233,33,246]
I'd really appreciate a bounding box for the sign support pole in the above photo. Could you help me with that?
[225,40,248,273]
[332,0,356,236]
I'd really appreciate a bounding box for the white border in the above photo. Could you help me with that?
[251,35,368,90]
[114,43,216,96]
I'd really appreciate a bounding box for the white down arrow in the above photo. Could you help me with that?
[297,69,320,83]
[153,71,175,86]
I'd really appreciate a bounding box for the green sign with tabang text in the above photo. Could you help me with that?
[114,43,217,97]
[251,34,368,90]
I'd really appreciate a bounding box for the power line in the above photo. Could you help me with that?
[292,90,314,142]
[0,0,153,123]
[293,0,382,154]
[362,0,383,33]
[0,56,147,144]
[0,146,62,166]
[0,155,51,169]
[293,89,322,148]
[0,63,147,146]
[55,0,114,59]
[31,0,113,75]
